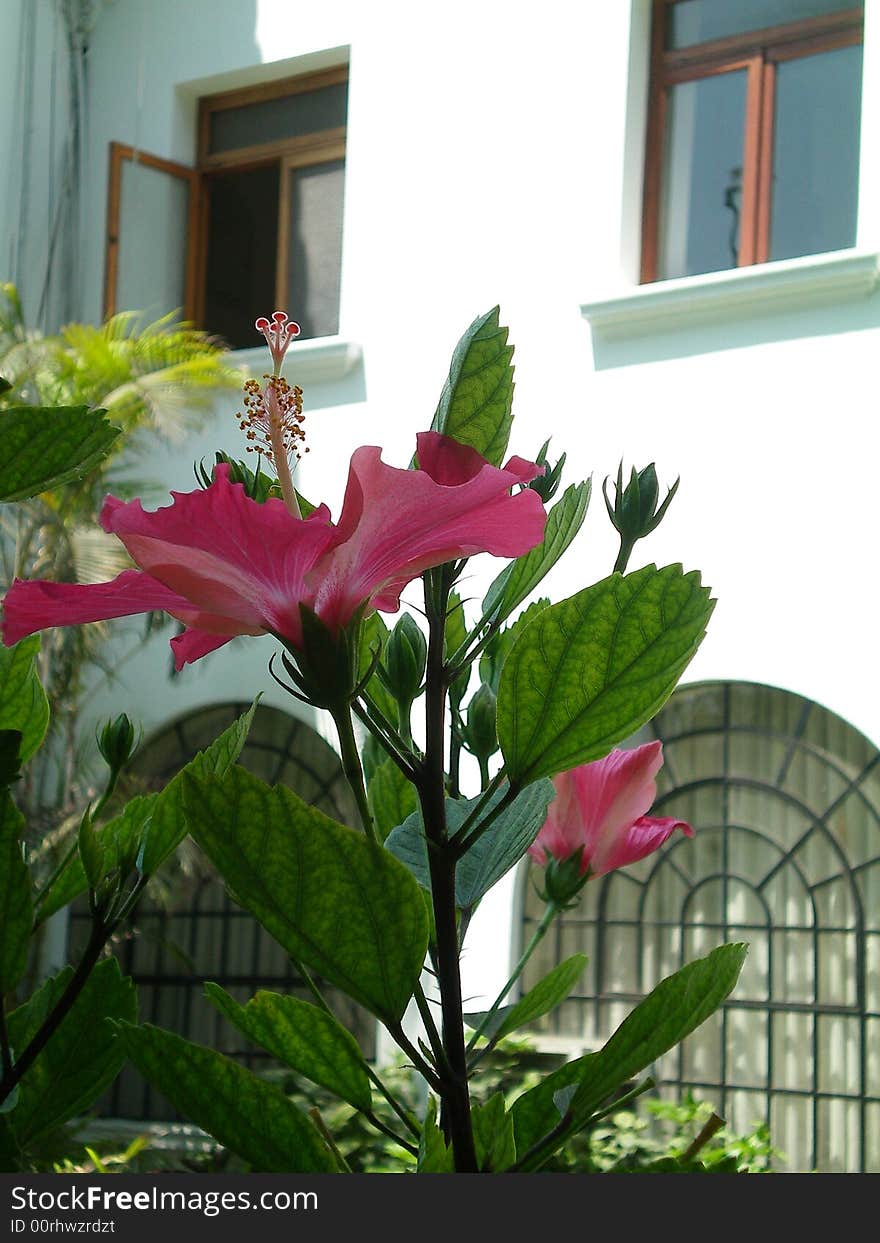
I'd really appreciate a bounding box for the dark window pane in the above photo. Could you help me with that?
[769,45,862,261]
[209,82,348,154]
[658,70,747,280]
[669,0,858,50]
[203,164,279,350]
[286,159,344,339]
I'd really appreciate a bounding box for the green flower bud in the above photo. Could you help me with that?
[383,614,427,707]
[527,439,567,504]
[535,846,590,909]
[603,462,679,544]
[96,713,137,774]
[462,683,499,763]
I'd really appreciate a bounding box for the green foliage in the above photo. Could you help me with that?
[367,756,418,842]
[114,1023,336,1173]
[498,563,715,786]
[34,702,256,924]
[510,944,747,1166]
[430,306,515,467]
[385,779,555,912]
[482,481,591,627]
[468,955,588,1047]
[471,1093,516,1171]
[5,959,136,1150]
[0,406,120,502]
[0,637,50,763]
[205,985,373,1112]
[182,766,429,1024]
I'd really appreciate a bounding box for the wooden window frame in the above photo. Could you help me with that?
[103,143,200,319]
[640,2,864,283]
[103,65,348,334]
[194,66,348,330]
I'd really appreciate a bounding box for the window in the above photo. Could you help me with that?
[104,66,348,349]
[641,2,863,282]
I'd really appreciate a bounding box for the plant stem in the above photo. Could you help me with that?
[417,568,478,1173]
[0,918,107,1109]
[466,901,560,1062]
[351,698,418,781]
[330,705,377,844]
[613,534,637,575]
[413,981,448,1074]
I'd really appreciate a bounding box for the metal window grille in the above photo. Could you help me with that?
[68,702,375,1121]
[519,680,880,1172]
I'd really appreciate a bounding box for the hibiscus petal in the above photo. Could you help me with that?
[170,627,237,671]
[592,815,693,877]
[2,570,203,646]
[101,464,335,644]
[310,438,547,631]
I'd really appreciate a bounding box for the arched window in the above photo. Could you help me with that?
[69,702,372,1121]
[519,681,880,1172]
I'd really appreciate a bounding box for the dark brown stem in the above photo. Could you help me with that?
[417,568,478,1173]
[0,918,107,1108]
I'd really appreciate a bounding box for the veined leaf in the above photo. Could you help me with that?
[183,766,429,1024]
[498,564,715,786]
[115,1022,334,1172]
[0,637,49,763]
[511,943,747,1163]
[490,954,588,1046]
[205,985,372,1112]
[385,779,554,911]
[472,1093,516,1172]
[34,702,257,924]
[0,405,120,502]
[430,307,514,467]
[482,481,591,626]
[367,757,418,843]
[6,958,136,1146]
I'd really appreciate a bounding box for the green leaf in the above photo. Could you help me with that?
[511,943,747,1162]
[430,307,515,467]
[498,564,715,786]
[367,757,418,842]
[472,1093,517,1171]
[490,954,588,1045]
[0,405,120,502]
[0,637,49,763]
[35,702,257,923]
[139,698,258,874]
[417,1096,455,1172]
[77,807,106,890]
[445,591,471,712]
[385,779,554,911]
[205,984,372,1112]
[6,958,136,1147]
[114,1022,334,1172]
[0,790,31,993]
[482,481,592,626]
[34,795,155,925]
[478,599,548,695]
[183,766,429,1024]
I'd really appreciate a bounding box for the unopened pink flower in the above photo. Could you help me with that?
[528,741,692,878]
[2,434,546,672]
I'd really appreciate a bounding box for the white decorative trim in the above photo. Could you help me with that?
[581,249,880,341]
[228,336,363,384]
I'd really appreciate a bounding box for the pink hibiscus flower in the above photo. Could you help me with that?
[2,432,546,671]
[528,741,692,879]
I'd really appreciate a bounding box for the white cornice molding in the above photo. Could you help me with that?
[581,249,880,341]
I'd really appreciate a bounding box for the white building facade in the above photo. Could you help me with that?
[3,0,879,1170]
